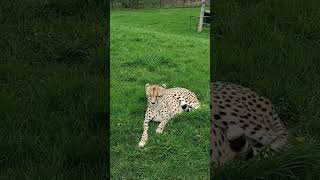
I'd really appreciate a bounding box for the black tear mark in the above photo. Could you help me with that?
[229,134,246,152]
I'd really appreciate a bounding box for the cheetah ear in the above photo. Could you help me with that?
[145,83,150,88]
[161,84,166,88]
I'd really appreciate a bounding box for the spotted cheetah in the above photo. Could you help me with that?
[138,83,200,148]
[211,81,288,167]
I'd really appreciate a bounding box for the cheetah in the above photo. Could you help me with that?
[138,83,200,148]
[211,81,288,167]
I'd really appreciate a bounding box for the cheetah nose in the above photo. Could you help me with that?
[151,102,155,104]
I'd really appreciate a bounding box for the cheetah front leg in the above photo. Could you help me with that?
[139,108,154,148]
[156,100,182,134]
[139,118,151,148]
[156,120,169,134]
[156,114,171,134]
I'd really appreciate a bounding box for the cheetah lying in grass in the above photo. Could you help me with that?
[211,81,288,167]
[138,83,200,148]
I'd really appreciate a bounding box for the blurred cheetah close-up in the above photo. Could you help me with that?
[139,83,201,148]
[211,81,288,167]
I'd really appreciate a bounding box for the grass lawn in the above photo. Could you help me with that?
[1,1,107,179]
[110,8,210,179]
[212,0,320,179]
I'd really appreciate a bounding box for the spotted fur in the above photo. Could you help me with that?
[138,83,200,148]
[211,81,288,166]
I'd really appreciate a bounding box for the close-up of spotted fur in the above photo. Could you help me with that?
[139,83,200,148]
[211,81,288,167]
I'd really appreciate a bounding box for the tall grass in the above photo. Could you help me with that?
[0,1,108,179]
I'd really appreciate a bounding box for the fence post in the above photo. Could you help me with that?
[197,0,207,32]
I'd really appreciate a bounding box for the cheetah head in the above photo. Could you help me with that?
[145,83,166,106]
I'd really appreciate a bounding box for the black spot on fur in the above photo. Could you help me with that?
[219,111,227,116]
[212,129,217,136]
[222,121,228,126]
[243,124,249,129]
[214,114,221,120]
[240,115,248,119]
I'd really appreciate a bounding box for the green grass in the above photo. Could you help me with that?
[1,1,107,179]
[110,8,210,179]
[212,0,320,179]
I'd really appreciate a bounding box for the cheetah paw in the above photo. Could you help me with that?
[138,141,146,148]
[156,128,163,134]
